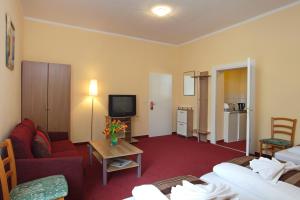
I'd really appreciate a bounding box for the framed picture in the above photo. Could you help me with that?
[6,14,15,70]
[183,71,195,96]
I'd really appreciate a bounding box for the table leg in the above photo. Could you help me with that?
[102,159,108,185]
[137,154,142,177]
[88,144,92,165]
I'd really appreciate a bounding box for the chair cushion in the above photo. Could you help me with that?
[32,131,52,158]
[260,138,292,147]
[10,124,34,159]
[10,175,68,200]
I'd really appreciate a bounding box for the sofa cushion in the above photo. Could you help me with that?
[52,151,80,158]
[32,131,52,158]
[10,124,34,159]
[51,140,76,153]
[37,126,51,144]
[21,119,36,136]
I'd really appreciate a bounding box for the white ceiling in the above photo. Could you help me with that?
[20,0,298,45]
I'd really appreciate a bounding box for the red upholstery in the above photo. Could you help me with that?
[16,157,83,200]
[10,120,83,200]
[52,140,76,153]
[21,119,36,135]
[10,124,34,159]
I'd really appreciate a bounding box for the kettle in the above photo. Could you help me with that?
[238,103,246,111]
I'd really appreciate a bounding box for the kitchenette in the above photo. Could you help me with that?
[223,102,247,143]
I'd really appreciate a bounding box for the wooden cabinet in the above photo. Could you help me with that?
[22,61,71,136]
[176,108,193,137]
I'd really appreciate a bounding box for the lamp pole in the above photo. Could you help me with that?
[91,97,94,141]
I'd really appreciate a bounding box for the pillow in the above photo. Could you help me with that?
[10,124,34,159]
[21,119,36,136]
[287,146,300,155]
[37,126,51,144]
[32,130,52,158]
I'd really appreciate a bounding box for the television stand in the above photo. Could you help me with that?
[105,116,138,143]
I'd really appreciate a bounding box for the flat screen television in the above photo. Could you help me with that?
[109,95,136,117]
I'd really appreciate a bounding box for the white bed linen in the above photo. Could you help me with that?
[213,162,300,200]
[275,149,300,164]
[200,172,261,200]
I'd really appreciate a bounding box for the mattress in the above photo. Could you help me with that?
[275,149,300,164]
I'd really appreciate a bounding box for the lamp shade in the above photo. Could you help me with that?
[89,79,98,96]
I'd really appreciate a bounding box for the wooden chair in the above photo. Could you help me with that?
[260,117,297,156]
[0,139,68,200]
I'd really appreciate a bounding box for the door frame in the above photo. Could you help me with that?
[148,72,173,137]
[210,58,255,155]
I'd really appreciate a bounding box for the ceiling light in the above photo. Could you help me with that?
[151,5,172,17]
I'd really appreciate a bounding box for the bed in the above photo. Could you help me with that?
[125,156,300,200]
[275,146,300,165]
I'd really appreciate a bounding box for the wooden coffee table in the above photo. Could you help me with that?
[88,139,143,185]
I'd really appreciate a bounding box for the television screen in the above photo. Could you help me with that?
[109,95,136,117]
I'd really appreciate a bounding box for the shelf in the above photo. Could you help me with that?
[107,160,139,172]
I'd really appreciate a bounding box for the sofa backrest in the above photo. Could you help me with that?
[10,123,34,159]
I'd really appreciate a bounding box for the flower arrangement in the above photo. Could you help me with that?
[103,120,128,145]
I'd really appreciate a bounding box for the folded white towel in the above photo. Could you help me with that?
[170,180,238,200]
[213,162,300,200]
[132,185,168,200]
[250,157,300,183]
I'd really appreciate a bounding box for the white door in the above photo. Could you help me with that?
[149,73,172,137]
[246,58,255,155]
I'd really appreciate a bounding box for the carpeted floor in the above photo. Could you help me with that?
[217,140,246,152]
[77,135,244,200]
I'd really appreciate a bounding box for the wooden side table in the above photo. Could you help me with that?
[88,139,143,185]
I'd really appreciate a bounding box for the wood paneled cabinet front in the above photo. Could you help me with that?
[22,61,71,136]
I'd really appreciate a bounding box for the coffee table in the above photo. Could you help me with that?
[88,139,143,185]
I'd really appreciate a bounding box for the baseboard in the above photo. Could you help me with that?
[74,142,89,145]
[133,135,149,139]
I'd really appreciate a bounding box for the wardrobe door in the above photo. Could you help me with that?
[48,64,71,135]
[22,61,48,129]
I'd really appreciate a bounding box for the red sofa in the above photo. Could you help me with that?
[10,119,83,200]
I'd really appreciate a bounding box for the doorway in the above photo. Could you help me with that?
[211,58,255,155]
[149,73,173,137]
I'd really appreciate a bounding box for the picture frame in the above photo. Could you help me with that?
[183,71,195,96]
[6,14,15,70]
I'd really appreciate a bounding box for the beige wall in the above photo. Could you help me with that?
[23,19,179,143]
[0,0,23,140]
[22,3,300,148]
[224,68,247,103]
[177,4,300,150]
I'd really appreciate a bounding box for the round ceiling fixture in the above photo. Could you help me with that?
[151,5,172,17]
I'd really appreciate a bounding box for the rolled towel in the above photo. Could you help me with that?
[170,180,238,200]
[132,184,168,200]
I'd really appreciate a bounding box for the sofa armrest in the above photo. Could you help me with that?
[48,131,69,141]
[16,156,83,200]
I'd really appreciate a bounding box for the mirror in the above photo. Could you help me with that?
[183,71,195,96]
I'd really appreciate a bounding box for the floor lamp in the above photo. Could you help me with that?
[89,80,98,141]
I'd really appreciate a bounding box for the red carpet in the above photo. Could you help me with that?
[77,135,244,200]
[217,140,246,152]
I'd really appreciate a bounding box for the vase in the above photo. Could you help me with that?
[110,134,118,146]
